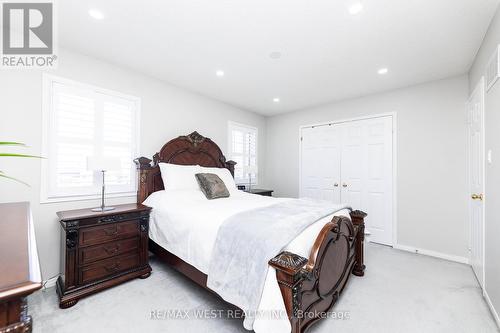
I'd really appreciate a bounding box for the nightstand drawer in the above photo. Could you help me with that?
[78,211,146,227]
[80,253,140,285]
[79,220,139,247]
[79,237,140,265]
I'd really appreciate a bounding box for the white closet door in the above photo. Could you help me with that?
[300,125,341,203]
[340,116,393,245]
[338,121,364,208]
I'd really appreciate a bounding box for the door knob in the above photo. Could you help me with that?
[342,183,348,188]
[471,194,483,201]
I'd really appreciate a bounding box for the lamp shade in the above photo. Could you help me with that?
[87,156,121,171]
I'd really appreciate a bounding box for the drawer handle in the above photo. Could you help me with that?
[105,262,121,272]
[99,217,116,223]
[104,228,118,236]
[104,244,120,254]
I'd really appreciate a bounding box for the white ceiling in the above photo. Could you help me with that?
[59,0,499,115]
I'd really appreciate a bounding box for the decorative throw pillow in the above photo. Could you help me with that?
[195,173,230,199]
[199,166,238,195]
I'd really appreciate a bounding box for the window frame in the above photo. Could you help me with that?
[227,121,258,185]
[40,74,141,204]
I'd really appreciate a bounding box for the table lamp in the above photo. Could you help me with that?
[243,165,258,191]
[87,156,121,212]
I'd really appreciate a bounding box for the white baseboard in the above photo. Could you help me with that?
[393,244,469,264]
[484,289,500,329]
[42,276,59,289]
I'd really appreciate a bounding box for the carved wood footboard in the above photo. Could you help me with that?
[269,210,367,333]
[136,132,367,333]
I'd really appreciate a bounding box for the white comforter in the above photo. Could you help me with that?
[144,190,350,333]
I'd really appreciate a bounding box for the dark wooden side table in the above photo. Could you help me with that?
[56,203,152,309]
[244,188,274,196]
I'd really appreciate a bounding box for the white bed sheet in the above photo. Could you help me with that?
[144,190,350,333]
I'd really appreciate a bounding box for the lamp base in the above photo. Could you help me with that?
[91,206,116,212]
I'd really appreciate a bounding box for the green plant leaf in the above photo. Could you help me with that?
[0,142,26,146]
[0,142,40,186]
[0,153,42,158]
[0,172,30,186]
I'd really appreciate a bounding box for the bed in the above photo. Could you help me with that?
[134,131,366,333]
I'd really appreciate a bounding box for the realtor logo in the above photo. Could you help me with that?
[1,1,57,68]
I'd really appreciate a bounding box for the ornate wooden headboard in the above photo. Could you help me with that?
[134,131,236,203]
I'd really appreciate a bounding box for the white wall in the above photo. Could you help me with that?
[0,48,267,281]
[266,75,469,260]
[0,45,481,291]
[469,5,500,326]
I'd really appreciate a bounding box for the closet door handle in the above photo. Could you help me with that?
[334,183,339,187]
[342,183,348,188]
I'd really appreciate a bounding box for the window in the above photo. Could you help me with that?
[228,121,258,185]
[41,75,140,202]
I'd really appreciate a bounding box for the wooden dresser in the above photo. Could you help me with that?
[56,204,152,309]
[0,202,42,333]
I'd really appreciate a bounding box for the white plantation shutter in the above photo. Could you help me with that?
[42,76,140,201]
[228,122,258,184]
[102,95,136,189]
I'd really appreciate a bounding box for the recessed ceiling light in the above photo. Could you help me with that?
[348,2,364,15]
[377,68,389,75]
[216,70,225,77]
[273,97,280,103]
[88,9,105,20]
[269,51,282,59]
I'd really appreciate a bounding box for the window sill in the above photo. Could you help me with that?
[40,191,136,204]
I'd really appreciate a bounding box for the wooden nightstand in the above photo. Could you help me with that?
[245,188,274,196]
[56,203,152,309]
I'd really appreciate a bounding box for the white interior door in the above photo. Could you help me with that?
[300,115,394,245]
[340,117,393,245]
[468,78,485,289]
[300,125,341,203]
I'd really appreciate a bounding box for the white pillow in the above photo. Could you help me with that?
[200,166,238,194]
[158,163,201,190]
